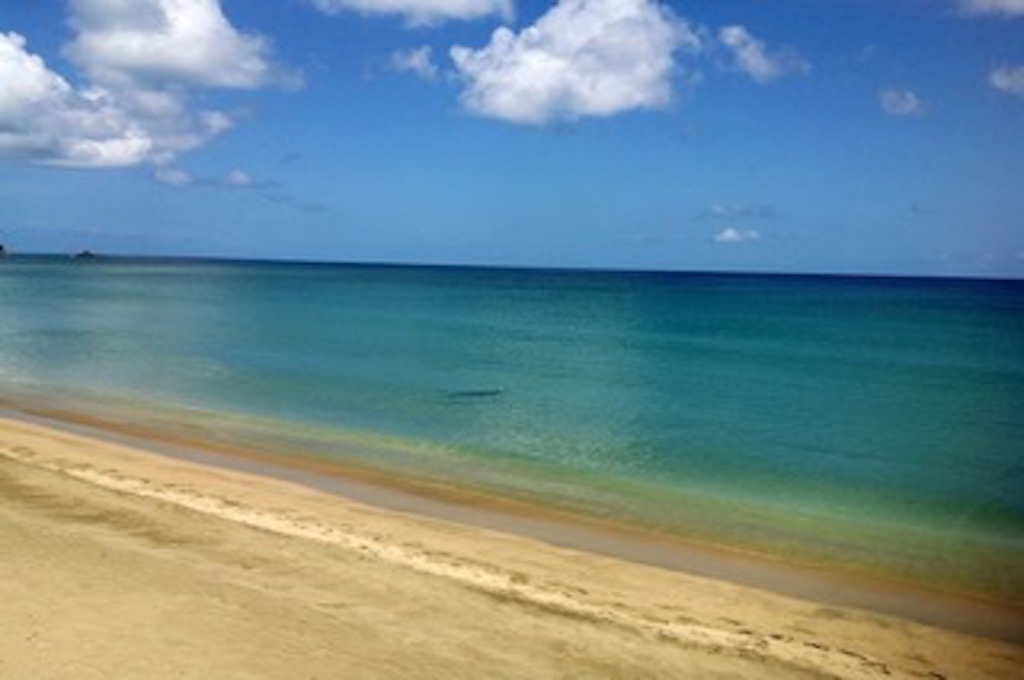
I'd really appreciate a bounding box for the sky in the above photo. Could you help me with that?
[1,0,1022,276]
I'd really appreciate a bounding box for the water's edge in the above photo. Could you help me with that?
[2,396,1021,643]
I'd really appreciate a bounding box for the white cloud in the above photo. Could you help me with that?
[146,166,264,189]
[878,88,926,116]
[714,227,761,244]
[308,0,513,25]
[1,32,157,167]
[0,32,72,130]
[65,0,291,89]
[225,169,254,186]
[391,46,439,80]
[154,166,193,186]
[990,64,1024,97]
[705,202,775,220]
[449,0,700,125]
[0,1,291,169]
[957,0,1024,16]
[717,25,808,84]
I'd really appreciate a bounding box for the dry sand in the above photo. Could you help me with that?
[1,415,1020,679]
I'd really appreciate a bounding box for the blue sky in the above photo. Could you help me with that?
[1,0,1022,276]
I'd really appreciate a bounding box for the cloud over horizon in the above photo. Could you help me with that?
[449,0,700,125]
[714,227,761,244]
[0,0,291,169]
[702,203,777,221]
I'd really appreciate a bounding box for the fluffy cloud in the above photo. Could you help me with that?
[878,88,926,116]
[714,227,761,244]
[0,32,72,135]
[308,0,513,25]
[65,0,290,89]
[450,0,700,125]
[957,0,1024,16]
[1,32,163,167]
[0,1,290,169]
[716,25,808,84]
[990,64,1024,97]
[391,46,439,80]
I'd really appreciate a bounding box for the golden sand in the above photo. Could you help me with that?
[1,416,1020,679]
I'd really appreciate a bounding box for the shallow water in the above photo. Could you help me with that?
[2,256,1021,598]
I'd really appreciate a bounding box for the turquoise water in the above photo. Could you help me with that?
[1,256,1022,596]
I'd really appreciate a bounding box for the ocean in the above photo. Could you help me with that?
[1,256,1022,602]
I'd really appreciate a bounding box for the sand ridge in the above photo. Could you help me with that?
[1,415,1020,679]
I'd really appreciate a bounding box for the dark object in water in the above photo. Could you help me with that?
[447,388,506,399]
[73,250,99,260]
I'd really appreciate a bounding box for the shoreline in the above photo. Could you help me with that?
[0,411,1022,678]
[2,400,1022,644]
[2,417,824,679]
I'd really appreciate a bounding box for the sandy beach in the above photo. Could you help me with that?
[0,414,1020,679]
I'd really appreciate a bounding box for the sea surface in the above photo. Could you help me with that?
[1,256,1022,600]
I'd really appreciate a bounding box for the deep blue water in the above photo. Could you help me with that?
[2,256,1022,595]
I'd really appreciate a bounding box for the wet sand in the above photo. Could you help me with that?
[1,415,1021,679]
